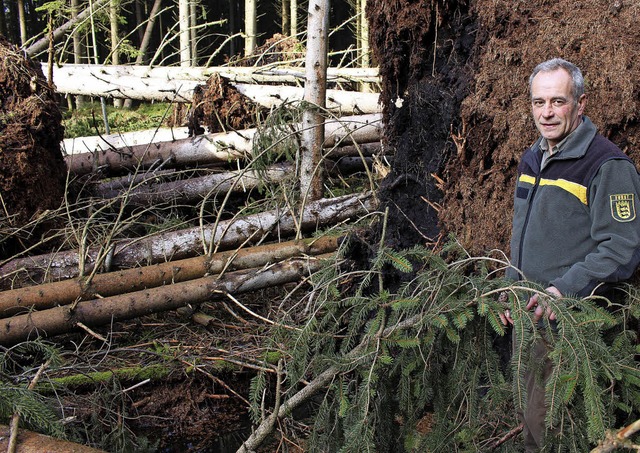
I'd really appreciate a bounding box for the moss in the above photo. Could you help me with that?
[38,363,171,391]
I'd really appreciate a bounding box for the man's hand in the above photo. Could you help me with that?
[527,286,562,322]
[499,286,562,326]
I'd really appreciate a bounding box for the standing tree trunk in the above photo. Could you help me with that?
[17,0,27,46]
[189,0,197,65]
[179,0,191,66]
[110,0,123,107]
[300,0,329,203]
[72,0,87,107]
[290,0,298,37]
[281,0,290,35]
[123,0,163,109]
[244,0,256,56]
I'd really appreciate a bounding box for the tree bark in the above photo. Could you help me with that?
[25,0,111,57]
[244,0,257,56]
[64,113,382,175]
[45,67,382,108]
[110,0,123,108]
[123,0,164,108]
[179,0,191,66]
[290,0,298,37]
[190,0,197,65]
[17,0,27,46]
[0,192,376,287]
[281,0,290,35]
[42,62,380,84]
[71,0,88,107]
[300,0,330,201]
[0,425,107,453]
[87,156,378,204]
[0,254,333,345]
[89,162,295,205]
[0,236,339,317]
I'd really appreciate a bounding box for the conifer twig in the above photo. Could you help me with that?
[590,418,640,452]
[7,359,51,453]
[489,423,523,450]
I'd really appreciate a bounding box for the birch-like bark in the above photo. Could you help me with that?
[71,0,87,107]
[42,63,380,84]
[179,0,191,66]
[290,0,298,37]
[299,0,330,202]
[64,113,382,175]
[244,0,257,56]
[0,193,376,287]
[110,0,123,107]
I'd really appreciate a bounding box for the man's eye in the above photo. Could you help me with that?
[533,101,544,107]
[553,99,565,106]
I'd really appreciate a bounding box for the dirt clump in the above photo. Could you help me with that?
[0,35,67,259]
[367,0,475,254]
[188,73,259,135]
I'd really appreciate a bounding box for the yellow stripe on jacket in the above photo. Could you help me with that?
[519,174,588,204]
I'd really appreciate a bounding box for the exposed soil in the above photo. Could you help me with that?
[188,73,259,135]
[0,36,67,259]
[367,0,475,253]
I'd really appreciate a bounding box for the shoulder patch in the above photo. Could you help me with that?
[610,194,636,222]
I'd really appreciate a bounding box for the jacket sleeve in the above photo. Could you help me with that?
[551,159,640,296]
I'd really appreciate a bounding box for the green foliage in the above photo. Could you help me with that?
[62,102,172,138]
[0,341,64,437]
[251,241,640,452]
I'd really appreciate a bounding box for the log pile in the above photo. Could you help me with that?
[0,80,384,344]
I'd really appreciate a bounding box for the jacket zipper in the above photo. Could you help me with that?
[516,173,541,272]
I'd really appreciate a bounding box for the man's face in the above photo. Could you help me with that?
[531,68,586,148]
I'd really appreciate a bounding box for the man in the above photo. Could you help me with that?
[502,58,640,451]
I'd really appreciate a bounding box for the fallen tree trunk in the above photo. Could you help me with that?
[0,236,339,317]
[25,0,111,57]
[63,127,191,155]
[63,129,381,160]
[49,68,381,109]
[43,63,380,85]
[89,162,294,204]
[0,424,107,453]
[0,192,375,288]
[65,113,382,175]
[89,154,380,204]
[0,254,333,345]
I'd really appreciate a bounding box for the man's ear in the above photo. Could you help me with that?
[577,94,587,115]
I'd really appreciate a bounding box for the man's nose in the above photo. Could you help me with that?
[542,102,555,117]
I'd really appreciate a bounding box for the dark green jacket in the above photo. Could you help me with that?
[507,116,640,297]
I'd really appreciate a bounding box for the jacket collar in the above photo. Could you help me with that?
[532,116,598,160]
